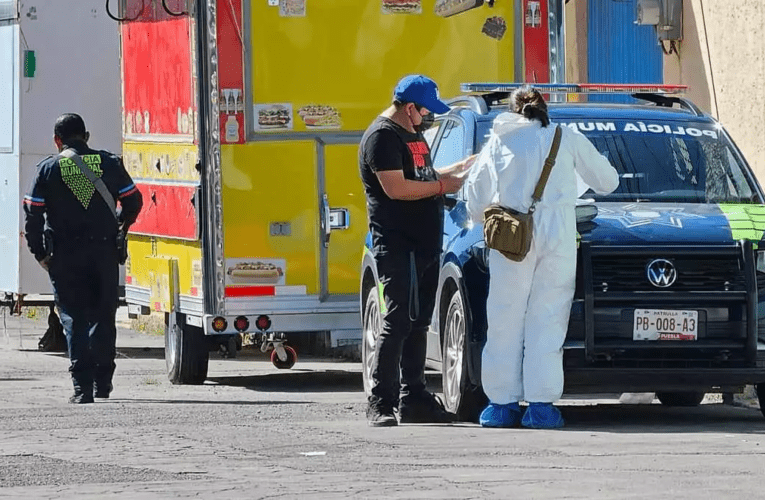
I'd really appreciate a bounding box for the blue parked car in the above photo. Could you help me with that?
[360,84,765,422]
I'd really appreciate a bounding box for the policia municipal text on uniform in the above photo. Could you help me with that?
[24,114,143,404]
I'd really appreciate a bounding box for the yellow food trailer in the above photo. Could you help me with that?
[114,0,521,383]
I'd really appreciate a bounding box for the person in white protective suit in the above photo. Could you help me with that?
[464,86,619,428]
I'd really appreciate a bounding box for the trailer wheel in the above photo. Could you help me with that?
[271,345,297,369]
[655,391,705,407]
[362,286,382,398]
[442,287,486,422]
[166,312,209,385]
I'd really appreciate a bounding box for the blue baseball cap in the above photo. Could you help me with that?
[393,74,450,114]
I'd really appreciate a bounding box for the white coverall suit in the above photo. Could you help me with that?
[465,113,619,404]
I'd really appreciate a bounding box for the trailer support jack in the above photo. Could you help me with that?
[257,332,298,369]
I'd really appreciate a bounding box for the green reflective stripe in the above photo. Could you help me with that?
[58,154,103,208]
[377,282,387,315]
[576,231,581,249]
[718,204,765,242]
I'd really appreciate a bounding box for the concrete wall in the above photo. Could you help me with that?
[664,0,765,182]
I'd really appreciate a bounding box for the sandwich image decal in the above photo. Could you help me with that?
[254,103,293,131]
[381,0,422,15]
[279,0,306,17]
[226,259,286,286]
[434,0,483,17]
[297,104,342,129]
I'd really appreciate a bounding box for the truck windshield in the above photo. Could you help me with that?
[475,119,758,204]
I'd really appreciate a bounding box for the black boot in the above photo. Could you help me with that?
[367,397,398,427]
[399,391,454,424]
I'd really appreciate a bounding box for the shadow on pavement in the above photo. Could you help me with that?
[115,347,165,359]
[208,370,363,393]
[558,403,765,434]
[207,370,443,393]
[110,398,306,406]
[20,350,67,356]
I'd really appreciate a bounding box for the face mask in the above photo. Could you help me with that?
[415,111,435,133]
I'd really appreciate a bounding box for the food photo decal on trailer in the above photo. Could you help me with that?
[280,0,306,17]
[254,103,293,131]
[297,104,342,129]
[226,259,286,287]
[381,0,422,15]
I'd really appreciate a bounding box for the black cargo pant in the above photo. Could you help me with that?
[48,238,120,397]
[370,248,440,406]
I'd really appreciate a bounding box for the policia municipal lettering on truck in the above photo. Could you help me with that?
[559,121,720,138]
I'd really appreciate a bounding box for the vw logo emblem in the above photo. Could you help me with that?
[646,259,677,288]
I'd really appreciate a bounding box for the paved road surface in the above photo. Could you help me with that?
[0,310,763,499]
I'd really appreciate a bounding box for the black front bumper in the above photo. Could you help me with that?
[468,240,765,394]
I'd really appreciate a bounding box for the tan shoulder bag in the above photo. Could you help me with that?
[483,125,562,262]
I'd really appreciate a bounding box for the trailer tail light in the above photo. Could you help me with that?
[212,317,228,332]
[234,316,250,332]
[255,315,271,331]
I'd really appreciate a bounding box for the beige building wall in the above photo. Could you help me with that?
[565,0,588,85]
[664,0,765,182]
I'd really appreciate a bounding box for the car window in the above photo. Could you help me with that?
[586,135,753,203]
[557,120,757,204]
[432,119,466,169]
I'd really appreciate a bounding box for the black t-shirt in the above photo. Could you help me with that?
[359,116,444,254]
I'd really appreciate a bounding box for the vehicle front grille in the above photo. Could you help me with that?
[591,255,746,292]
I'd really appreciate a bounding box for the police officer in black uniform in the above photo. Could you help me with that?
[24,113,143,404]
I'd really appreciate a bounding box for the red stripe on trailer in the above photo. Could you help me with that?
[129,183,198,240]
[121,17,194,136]
[225,286,276,297]
[523,0,549,84]
[217,0,245,144]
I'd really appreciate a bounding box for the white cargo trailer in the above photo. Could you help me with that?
[0,0,121,308]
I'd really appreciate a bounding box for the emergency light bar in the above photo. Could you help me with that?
[461,83,688,95]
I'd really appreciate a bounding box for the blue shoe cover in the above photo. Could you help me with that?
[521,402,565,429]
[479,402,521,428]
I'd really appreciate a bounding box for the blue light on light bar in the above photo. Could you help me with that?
[460,83,688,95]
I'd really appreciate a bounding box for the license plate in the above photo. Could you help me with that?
[633,309,698,341]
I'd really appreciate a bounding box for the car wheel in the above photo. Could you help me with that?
[655,391,705,407]
[362,285,382,398]
[166,311,209,385]
[442,287,485,422]
[756,384,765,419]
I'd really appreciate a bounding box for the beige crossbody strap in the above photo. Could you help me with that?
[530,125,562,208]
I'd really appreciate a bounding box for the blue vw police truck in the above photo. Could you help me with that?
[361,84,765,421]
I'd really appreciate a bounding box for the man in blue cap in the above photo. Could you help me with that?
[359,74,476,426]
